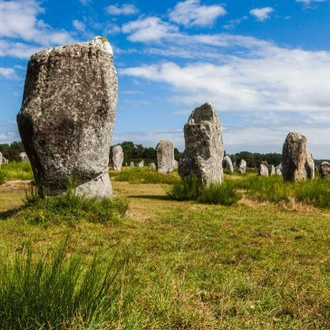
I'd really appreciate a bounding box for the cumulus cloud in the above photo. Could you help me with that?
[0,0,74,50]
[106,4,139,16]
[122,17,179,42]
[120,35,330,114]
[250,7,273,21]
[72,20,85,32]
[0,40,42,59]
[169,0,226,27]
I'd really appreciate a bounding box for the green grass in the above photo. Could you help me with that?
[0,161,33,182]
[0,237,131,330]
[1,170,330,328]
[110,166,179,184]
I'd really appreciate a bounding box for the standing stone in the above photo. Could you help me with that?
[275,168,282,176]
[0,152,2,168]
[149,162,156,169]
[258,164,269,177]
[282,132,307,181]
[130,161,134,167]
[320,161,330,178]
[178,103,224,184]
[19,152,29,162]
[223,155,234,173]
[138,159,144,168]
[111,145,124,171]
[270,165,275,176]
[305,148,315,179]
[17,36,117,198]
[156,140,174,173]
[2,156,8,164]
[238,159,247,174]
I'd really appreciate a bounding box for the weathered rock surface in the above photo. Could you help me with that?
[305,148,315,179]
[320,161,330,178]
[156,140,174,173]
[111,145,124,171]
[238,159,247,174]
[223,155,234,173]
[178,103,224,184]
[270,165,275,176]
[282,132,307,181]
[258,164,269,177]
[19,152,29,162]
[138,160,144,168]
[17,36,117,198]
[275,168,282,176]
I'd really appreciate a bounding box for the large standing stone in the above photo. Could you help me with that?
[282,132,307,181]
[178,103,224,184]
[320,161,330,178]
[270,165,275,176]
[111,145,124,171]
[156,140,174,173]
[19,152,29,162]
[17,37,117,198]
[223,155,234,173]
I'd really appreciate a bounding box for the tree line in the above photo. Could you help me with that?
[1,141,326,168]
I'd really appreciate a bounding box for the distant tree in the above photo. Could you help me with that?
[0,141,25,161]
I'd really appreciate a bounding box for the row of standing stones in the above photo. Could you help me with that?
[15,37,330,199]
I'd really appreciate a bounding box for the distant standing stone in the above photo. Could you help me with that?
[138,159,144,168]
[17,37,118,198]
[156,140,174,173]
[130,161,134,167]
[275,168,282,176]
[223,155,234,173]
[178,103,224,184]
[19,152,29,162]
[150,162,156,169]
[320,161,330,178]
[238,159,247,174]
[258,164,269,177]
[305,148,315,179]
[111,145,124,171]
[270,165,275,176]
[282,132,307,181]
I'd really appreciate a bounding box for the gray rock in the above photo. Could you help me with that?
[178,102,224,184]
[275,168,282,176]
[17,36,117,198]
[305,148,315,179]
[156,140,174,173]
[138,159,144,168]
[320,161,330,178]
[282,132,307,181]
[223,155,234,173]
[238,159,247,174]
[149,162,156,169]
[130,161,134,167]
[2,156,8,164]
[270,165,275,176]
[258,164,269,177]
[19,152,29,162]
[111,145,124,171]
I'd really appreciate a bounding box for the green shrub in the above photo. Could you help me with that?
[199,181,241,206]
[167,176,241,205]
[0,161,33,182]
[0,237,129,329]
[22,184,129,226]
[295,178,330,208]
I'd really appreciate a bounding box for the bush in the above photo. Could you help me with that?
[0,237,129,329]
[22,184,129,225]
[167,176,241,205]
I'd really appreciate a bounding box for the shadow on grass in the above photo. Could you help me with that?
[0,205,27,220]
[128,195,171,201]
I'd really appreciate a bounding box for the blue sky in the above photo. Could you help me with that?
[1,0,330,159]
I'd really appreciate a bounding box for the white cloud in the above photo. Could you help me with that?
[0,40,42,59]
[120,38,330,113]
[0,0,74,49]
[169,0,226,27]
[250,7,273,21]
[122,17,179,42]
[106,4,139,16]
[72,20,85,32]
[296,0,326,3]
[0,67,17,79]
[223,16,248,30]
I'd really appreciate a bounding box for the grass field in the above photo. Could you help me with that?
[0,167,329,329]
